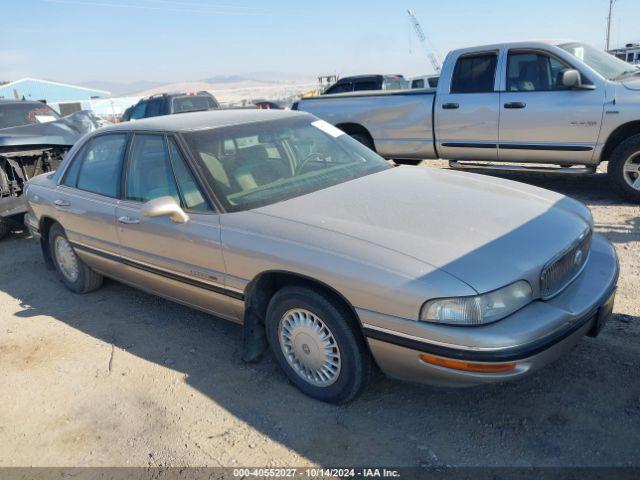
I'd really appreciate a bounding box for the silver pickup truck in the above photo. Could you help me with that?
[295,40,640,202]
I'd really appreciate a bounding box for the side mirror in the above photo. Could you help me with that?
[561,69,595,90]
[561,69,582,88]
[141,196,189,224]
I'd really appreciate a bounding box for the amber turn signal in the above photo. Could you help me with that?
[419,354,517,373]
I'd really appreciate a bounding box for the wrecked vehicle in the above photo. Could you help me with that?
[0,100,105,239]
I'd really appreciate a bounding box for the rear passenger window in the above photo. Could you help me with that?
[126,134,179,203]
[451,53,498,94]
[75,134,127,198]
[145,99,163,117]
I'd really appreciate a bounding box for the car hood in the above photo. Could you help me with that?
[0,111,106,151]
[255,167,591,294]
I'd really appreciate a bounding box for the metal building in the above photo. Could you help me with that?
[0,78,110,115]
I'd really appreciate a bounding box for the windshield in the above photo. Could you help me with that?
[558,42,636,80]
[183,116,390,212]
[0,102,60,130]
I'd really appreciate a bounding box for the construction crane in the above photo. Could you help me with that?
[407,8,441,73]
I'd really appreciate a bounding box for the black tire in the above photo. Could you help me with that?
[49,223,103,294]
[607,134,640,203]
[265,286,373,404]
[0,220,8,240]
[350,133,375,151]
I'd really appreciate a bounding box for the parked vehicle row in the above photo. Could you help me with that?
[295,40,640,202]
[23,110,618,403]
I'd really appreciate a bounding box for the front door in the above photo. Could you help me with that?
[115,133,237,321]
[435,51,501,161]
[498,49,605,165]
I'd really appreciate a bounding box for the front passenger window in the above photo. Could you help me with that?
[507,52,571,92]
[126,134,179,203]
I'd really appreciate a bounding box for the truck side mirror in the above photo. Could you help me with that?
[561,69,582,88]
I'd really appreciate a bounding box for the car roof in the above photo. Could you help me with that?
[100,109,310,133]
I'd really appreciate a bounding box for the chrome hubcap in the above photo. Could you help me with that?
[54,236,79,282]
[278,308,341,387]
[622,152,640,191]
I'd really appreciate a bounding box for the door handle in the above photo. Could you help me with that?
[442,102,460,110]
[504,102,527,109]
[117,216,140,225]
[53,199,70,208]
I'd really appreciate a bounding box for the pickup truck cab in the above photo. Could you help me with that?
[296,40,640,202]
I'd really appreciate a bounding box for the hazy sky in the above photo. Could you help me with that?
[2,0,639,83]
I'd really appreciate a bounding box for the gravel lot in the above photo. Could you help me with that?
[0,162,638,467]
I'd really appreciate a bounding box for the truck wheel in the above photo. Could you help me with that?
[49,223,103,294]
[0,220,9,240]
[350,133,375,151]
[608,134,640,203]
[265,285,373,404]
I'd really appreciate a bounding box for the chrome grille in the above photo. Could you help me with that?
[540,230,592,299]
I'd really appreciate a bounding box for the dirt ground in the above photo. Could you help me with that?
[0,162,638,467]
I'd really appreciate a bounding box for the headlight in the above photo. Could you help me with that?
[420,280,533,326]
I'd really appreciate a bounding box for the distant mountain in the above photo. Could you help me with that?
[80,72,316,98]
[79,80,166,96]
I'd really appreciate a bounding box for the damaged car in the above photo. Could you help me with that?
[0,99,105,239]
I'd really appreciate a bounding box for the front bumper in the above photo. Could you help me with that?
[358,233,619,387]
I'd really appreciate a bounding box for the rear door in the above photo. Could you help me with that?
[114,133,238,320]
[54,133,128,273]
[498,49,605,165]
[435,51,501,161]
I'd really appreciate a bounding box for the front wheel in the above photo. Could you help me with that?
[608,134,640,203]
[265,286,373,404]
[49,223,103,293]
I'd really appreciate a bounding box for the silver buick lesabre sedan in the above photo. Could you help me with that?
[24,110,618,403]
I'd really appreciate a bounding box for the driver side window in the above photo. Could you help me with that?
[507,51,570,92]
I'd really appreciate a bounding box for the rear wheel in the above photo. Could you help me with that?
[265,286,373,404]
[608,134,640,203]
[49,223,103,293]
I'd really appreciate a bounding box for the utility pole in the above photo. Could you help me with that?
[605,0,616,51]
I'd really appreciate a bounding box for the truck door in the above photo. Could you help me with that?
[435,51,500,161]
[498,49,605,165]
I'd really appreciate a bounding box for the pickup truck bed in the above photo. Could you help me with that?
[296,89,436,161]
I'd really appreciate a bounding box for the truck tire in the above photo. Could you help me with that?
[608,134,640,203]
[0,220,9,240]
[49,223,103,294]
[265,285,373,404]
[350,133,375,151]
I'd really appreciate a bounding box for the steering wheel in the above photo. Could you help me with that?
[296,152,328,174]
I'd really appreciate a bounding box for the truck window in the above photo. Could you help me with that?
[507,52,570,92]
[411,79,424,89]
[172,95,217,114]
[145,98,164,117]
[450,53,498,94]
[325,82,353,94]
[353,80,379,91]
[130,101,148,120]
